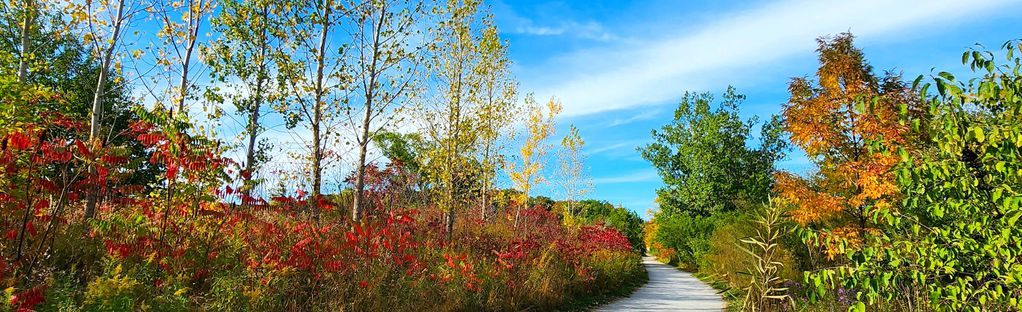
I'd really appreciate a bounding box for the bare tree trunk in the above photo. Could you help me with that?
[352,5,385,224]
[311,0,330,221]
[17,0,34,82]
[353,120,369,221]
[85,0,126,220]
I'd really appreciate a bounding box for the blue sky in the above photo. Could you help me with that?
[492,0,1022,218]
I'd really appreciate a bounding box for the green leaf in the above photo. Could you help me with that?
[850,301,866,312]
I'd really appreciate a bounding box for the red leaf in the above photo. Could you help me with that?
[8,132,31,150]
[74,140,91,157]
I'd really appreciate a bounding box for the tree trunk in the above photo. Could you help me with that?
[85,0,126,220]
[242,5,270,200]
[175,0,202,115]
[17,0,34,82]
[311,0,330,221]
[352,5,384,224]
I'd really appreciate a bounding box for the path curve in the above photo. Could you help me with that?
[597,256,725,311]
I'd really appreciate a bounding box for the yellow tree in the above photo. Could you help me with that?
[556,124,591,222]
[775,33,924,255]
[421,0,491,239]
[472,19,517,221]
[507,95,561,229]
[148,0,215,116]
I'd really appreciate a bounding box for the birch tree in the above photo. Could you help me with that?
[274,0,345,219]
[345,0,424,223]
[148,0,215,116]
[65,0,145,218]
[205,0,287,198]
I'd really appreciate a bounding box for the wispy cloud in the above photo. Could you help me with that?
[523,0,1018,117]
[586,139,647,159]
[607,108,663,127]
[593,169,659,184]
[514,20,618,41]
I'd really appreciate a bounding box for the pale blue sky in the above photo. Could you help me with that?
[494,0,1022,218]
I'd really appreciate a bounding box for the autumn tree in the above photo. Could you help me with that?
[556,124,591,220]
[774,33,925,245]
[420,0,504,238]
[273,0,345,219]
[507,96,561,229]
[145,0,215,116]
[345,0,424,223]
[470,19,517,220]
[64,0,146,218]
[813,40,1022,311]
[205,0,288,198]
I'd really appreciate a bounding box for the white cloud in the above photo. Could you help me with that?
[606,108,662,127]
[593,169,659,184]
[523,0,1018,117]
[514,20,618,41]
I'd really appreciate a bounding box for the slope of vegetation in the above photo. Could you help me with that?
[643,33,1022,311]
[0,0,645,311]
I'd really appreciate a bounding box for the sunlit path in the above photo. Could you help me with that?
[597,257,724,312]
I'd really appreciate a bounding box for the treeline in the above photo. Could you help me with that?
[643,33,1022,311]
[0,0,646,311]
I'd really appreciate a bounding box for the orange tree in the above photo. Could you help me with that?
[774,33,926,258]
[810,40,1022,311]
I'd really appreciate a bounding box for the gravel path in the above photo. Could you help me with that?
[597,256,725,311]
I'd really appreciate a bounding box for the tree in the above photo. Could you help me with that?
[774,33,924,243]
[142,0,215,116]
[557,124,591,221]
[815,40,1022,311]
[345,0,424,224]
[65,0,144,219]
[507,96,561,229]
[421,0,498,238]
[274,0,345,219]
[472,19,517,221]
[205,0,288,199]
[640,87,786,217]
[4,0,41,82]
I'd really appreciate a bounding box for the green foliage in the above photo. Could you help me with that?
[568,200,645,252]
[813,40,1022,311]
[640,86,786,217]
[650,212,732,270]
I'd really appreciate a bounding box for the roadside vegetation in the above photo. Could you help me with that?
[642,33,1022,311]
[0,0,646,310]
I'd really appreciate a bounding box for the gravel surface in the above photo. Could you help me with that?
[596,256,725,311]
